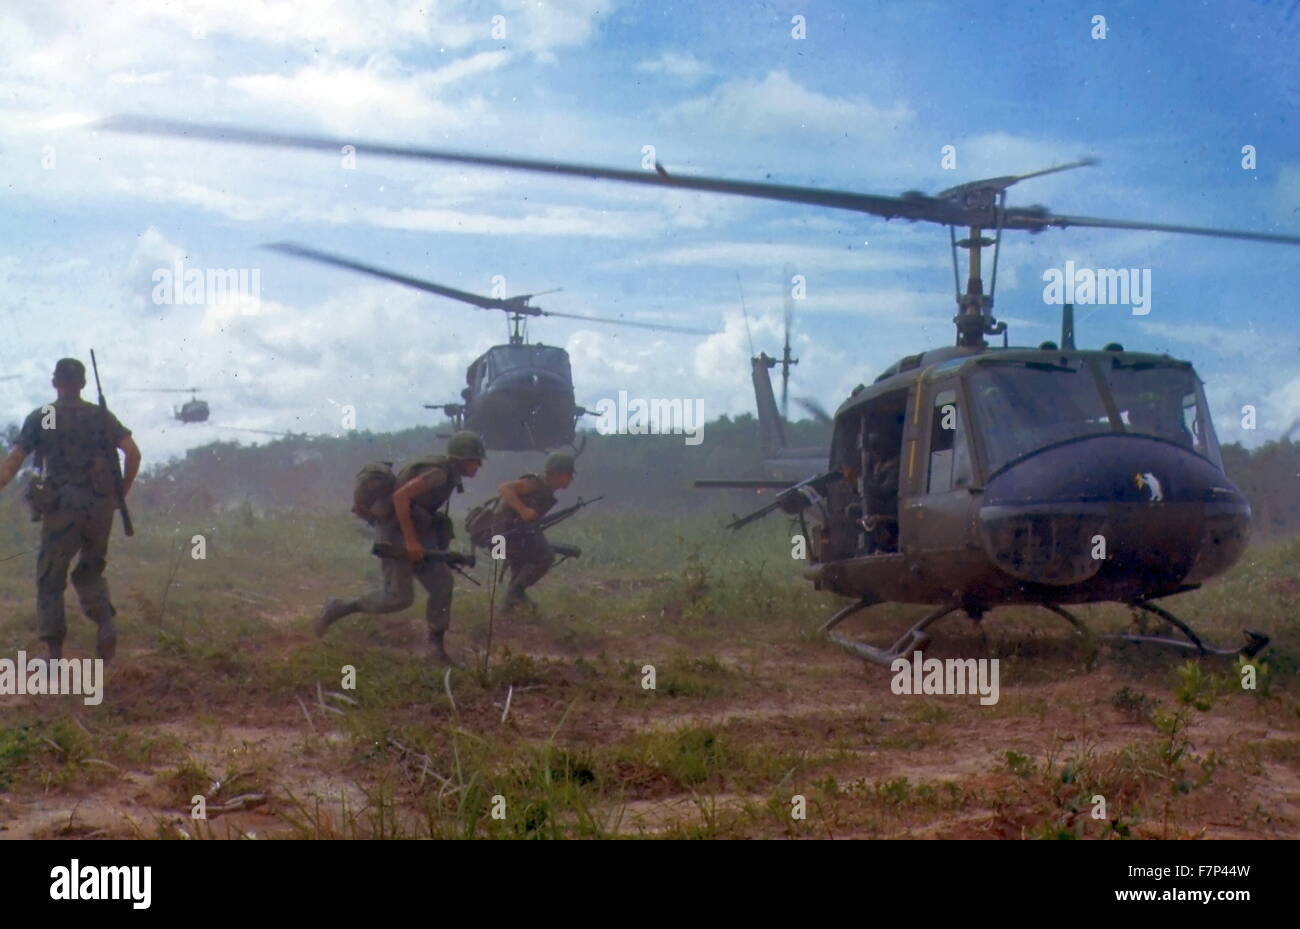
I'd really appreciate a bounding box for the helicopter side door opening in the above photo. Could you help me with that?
[827,387,907,558]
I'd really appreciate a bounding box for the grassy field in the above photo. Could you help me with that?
[0,497,1297,840]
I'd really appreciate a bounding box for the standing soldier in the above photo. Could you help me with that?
[315,430,486,665]
[494,452,575,611]
[0,358,141,661]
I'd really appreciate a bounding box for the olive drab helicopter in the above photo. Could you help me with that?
[260,241,713,453]
[100,115,1300,664]
[123,387,212,423]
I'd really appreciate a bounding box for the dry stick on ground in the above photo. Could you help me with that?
[388,739,456,793]
[501,684,514,725]
[443,668,460,722]
[205,794,267,816]
[316,681,344,716]
[294,696,316,733]
[481,557,503,682]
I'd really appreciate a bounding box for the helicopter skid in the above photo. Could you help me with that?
[821,597,1269,669]
[1103,600,1270,658]
[821,599,956,668]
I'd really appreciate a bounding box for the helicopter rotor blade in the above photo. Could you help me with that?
[735,273,755,358]
[536,308,715,335]
[268,241,710,333]
[515,287,563,302]
[782,272,794,420]
[99,115,930,221]
[100,116,1300,247]
[936,158,1099,199]
[795,396,833,424]
[123,387,204,393]
[268,240,712,333]
[262,242,526,313]
[0,374,21,382]
[1010,212,1300,246]
[122,385,249,393]
[211,425,300,437]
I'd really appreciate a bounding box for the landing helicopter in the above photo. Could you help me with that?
[100,116,1300,663]
[261,241,713,452]
[123,387,211,423]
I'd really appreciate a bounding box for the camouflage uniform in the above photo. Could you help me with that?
[326,456,461,634]
[493,474,558,607]
[16,397,130,649]
[860,438,900,553]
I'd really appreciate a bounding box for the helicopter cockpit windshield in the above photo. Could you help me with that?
[485,345,572,380]
[969,358,1221,476]
[1101,360,1222,466]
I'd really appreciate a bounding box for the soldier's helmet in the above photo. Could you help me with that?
[446,430,487,461]
[544,452,576,475]
[53,358,86,386]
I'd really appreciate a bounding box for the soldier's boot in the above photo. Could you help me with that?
[34,638,63,675]
[95,616,117,662]
[426,628,458,667]
[315,598,357,638]
[502,585,534,613]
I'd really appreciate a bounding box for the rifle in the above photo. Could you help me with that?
[89,350,133,537]
[371,543,480,585]
[725,470,840,531]
[498,495,604,541]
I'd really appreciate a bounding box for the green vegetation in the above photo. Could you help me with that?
[0,464,1296,838]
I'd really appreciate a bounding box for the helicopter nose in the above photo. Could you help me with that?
[977,435,1249,590]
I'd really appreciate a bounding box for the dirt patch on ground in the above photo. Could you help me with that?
[1,595,1295,841]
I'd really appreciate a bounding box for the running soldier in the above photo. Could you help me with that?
[315,430,485,664]
[0,358,142,661]
[493,452,575,611]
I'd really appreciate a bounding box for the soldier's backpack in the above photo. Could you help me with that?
[396,455,459,546]
[352,461,396,523]
[395,455,451,492]
[464,495,501,548]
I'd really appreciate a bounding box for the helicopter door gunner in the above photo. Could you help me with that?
[494,452,575,611]
[0,358,142,662]
[315,430,486,665]
[860,428,900,553]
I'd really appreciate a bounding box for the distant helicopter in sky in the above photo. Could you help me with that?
[262,242,714,453]
[123,387,211,423]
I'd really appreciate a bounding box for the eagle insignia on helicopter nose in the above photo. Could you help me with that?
[1134,471,1164,502]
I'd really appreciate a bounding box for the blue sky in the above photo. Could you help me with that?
[2,0,1298,462]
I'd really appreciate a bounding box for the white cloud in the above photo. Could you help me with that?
[228,55,506,134]
[495,0,611,57]
[1134,320,1262,356]
[1267,375,1300,438]
[637,52,710,81]
[659,70,913,141]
